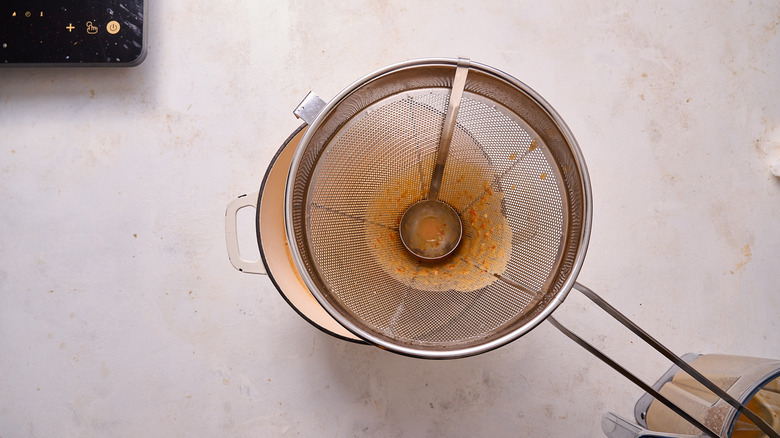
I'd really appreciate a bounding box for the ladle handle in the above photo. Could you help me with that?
[225,192,266,275]
[429,58,470,200]
[550,283,779,438]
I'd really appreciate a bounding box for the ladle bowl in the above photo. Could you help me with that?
[399,199,462,260]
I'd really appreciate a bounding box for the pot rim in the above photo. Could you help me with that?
[257,123,368,345]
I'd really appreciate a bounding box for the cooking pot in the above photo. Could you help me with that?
[225,124,365,343]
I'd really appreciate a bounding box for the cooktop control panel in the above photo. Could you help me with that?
[1,0,146,66]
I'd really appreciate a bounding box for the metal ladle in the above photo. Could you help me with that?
[399,59,470,260]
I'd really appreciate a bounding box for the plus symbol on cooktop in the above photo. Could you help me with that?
[66,23,75,32]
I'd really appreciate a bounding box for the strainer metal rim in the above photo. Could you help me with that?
[284,57,593,359]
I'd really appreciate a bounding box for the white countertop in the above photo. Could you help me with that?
[1,1,779,436]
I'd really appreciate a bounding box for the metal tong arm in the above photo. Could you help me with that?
[551,282,779,438]
[548,316,719,438]
[428,58,470,201]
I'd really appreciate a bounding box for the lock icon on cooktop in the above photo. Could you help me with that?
[86,21,98,34]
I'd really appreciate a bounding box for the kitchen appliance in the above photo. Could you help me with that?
[0,0,146,66]
[225,58,778,437]
[603,354,780,438]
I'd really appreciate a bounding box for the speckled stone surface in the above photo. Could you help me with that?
[1,2,779,436]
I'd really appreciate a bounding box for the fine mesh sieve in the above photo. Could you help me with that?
[285,58,590,358]
[269,58,777,436]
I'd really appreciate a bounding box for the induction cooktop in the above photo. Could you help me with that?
[0,0,146,66]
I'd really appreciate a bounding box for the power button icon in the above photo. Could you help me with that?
[106,20,120,34]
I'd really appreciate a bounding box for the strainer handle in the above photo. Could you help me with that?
[225,192,266,275]
[549,316,719,438]
[551,283,780,438]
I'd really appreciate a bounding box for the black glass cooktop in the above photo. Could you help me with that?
[0,0,146,66]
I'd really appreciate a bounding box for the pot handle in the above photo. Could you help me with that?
[225,192,266,275]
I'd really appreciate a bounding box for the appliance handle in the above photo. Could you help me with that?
[225,192,266,275]
[601,412,699,438]
[550,282,779,438]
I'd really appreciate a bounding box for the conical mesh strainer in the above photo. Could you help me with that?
[285,58,591,358]
[231,57,777,436]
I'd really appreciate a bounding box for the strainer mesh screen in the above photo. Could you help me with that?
[304,88,567,347]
